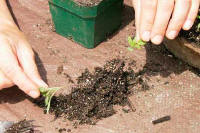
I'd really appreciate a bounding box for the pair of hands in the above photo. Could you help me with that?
[133,0,200,44]
[0,0,199,98]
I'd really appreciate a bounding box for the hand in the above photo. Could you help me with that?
[0,25,47,98]
[132,0,200,44]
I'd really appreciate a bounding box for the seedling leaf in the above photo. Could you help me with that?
[127,47,133,51]
[128,36,134,47]
[138,39,146,46]
[128,36,146,50]
[39,87,61,114]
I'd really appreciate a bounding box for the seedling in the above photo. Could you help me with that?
[39,87,61,113]
[197,15,200,31]
[128,36,146,51]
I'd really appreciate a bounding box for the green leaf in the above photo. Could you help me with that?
[138,40,146,46]
[128,36,147,50]
[39,87,61,114]
[135,44,141,49]
[128,47,133,51]
[128,37,134,46]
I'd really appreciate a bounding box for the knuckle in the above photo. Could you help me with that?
[2,65,20,82]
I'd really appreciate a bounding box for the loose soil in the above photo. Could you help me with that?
[73,0,103,6]
[35,59,150,125]
[180,10,200,45]
[5,120,39,133]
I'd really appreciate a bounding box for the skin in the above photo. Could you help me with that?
[0,0,48,98]
[0,0,199,98]
[133,0,200,44]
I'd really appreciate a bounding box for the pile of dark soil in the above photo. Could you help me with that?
[180,10,200,45]
[5,120,39,133]
[35,59,149,125]
[73,0,103,6]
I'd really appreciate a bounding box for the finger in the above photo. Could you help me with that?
[166,0,191,39]
[16,40,48,88]
[140,0,158,41]
[0,70,14,90]
[183,0,200,30]
[151,0,174,44]
[132,0,142,40]
[0,38,40,98]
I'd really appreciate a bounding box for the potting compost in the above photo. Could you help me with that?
[180,9,200,45]
[74,0,103,6]
[5,120,37,133]
[35,59,149,125]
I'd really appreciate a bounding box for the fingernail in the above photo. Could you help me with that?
[151,35,163,45]
[34,79,48,88]
[29,90,40,98]
[183,20,192,30]
[142,31,150,41]
[167,31,177,39]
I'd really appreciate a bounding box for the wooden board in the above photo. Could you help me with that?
[164,38,200,69]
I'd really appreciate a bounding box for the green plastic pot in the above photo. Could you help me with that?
[49,0,124,49]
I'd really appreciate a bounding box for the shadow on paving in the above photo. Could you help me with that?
[6,0,20,29]
[143,43,200,78]
[0,86,26,104]
[108,4,135,39]
[34,51,48,84]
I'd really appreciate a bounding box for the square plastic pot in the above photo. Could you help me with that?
[49,0,124,48]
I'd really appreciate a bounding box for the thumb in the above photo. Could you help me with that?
[132,0,142,40]
[17,41,48,89]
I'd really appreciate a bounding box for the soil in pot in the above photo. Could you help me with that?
[73,0,103,6]
[34,59,150,125]
[180,9,200,45]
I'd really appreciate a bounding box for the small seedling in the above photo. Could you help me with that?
[197,15,200,31]
[128,36,146,51]
[39,87,61,113]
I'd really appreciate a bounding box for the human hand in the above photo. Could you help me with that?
[0,25,48,98]
[132,0,200,44]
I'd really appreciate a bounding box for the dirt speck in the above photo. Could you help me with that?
[57,65,64,75]
[58,128,66,133]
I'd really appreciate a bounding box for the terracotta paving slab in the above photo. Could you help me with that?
[0,0,200,133]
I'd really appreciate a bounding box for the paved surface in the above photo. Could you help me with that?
[0,0,200,133]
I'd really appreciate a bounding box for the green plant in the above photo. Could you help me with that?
[39,87,61,113]
[197,15,200,31]
[128,36,146,51]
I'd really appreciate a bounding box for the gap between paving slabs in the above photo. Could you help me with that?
[33,59,150,126]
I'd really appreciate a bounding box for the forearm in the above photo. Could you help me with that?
[0,0,18,29]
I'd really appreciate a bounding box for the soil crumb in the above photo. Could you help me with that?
[73,0,103,6]
[35,59,149,125]
[5,120,39,133]
[180,10,200,45]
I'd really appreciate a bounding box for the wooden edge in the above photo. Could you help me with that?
[163,37,200,69]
